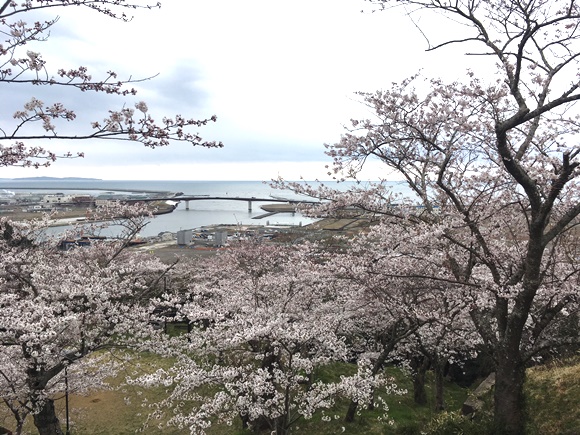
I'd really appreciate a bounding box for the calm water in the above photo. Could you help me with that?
[0,180,317,237]
[0,179,412,237]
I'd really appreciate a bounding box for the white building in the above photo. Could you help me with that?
[43,193,77,204]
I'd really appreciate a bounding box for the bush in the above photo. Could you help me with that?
[424,411,494,435]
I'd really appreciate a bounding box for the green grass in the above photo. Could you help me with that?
[525,356,580,435]
[2,356,579,434]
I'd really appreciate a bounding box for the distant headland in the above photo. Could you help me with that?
[0,177,102,181]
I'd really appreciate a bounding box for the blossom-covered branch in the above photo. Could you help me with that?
[0,0,222,169]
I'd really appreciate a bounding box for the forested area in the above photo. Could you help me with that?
[1,1,579,435]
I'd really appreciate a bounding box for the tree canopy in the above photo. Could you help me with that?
[280,0,580,433]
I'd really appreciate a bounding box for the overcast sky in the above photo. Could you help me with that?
[1,0,484,181]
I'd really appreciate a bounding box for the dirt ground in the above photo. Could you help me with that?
[137,216,373,264]
[132,241,223,263]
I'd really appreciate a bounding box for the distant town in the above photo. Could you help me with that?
[0,189,178,218]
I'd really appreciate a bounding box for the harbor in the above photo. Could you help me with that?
[0,179,388,237]
[0,185,317,226]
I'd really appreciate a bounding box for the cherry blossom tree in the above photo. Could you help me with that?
[317,211,488,419]
[0,3,222,434]
[318,226,440,422]
[296,1,580,433]
[0,0,221,169]
[401,300,481,412]
[134,240,399,435]
[0,205,174,435]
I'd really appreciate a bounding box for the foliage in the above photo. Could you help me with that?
[6,350,577,434]
[276,0,580,433]
[132,241,403,435]
[2,357,473,435]
[0,2,220,429]
[423,410,494,435]
[0,204,173,435]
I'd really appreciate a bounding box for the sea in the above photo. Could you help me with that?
[0,179,410,238]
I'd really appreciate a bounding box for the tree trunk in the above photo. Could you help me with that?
[434,362,445,411]
[344,400,358,423]
[275,414,289,435]
[15,418,24,435]
[411,356,429,406]
[241,346,282,433]
[32,399,63,435]
[493,354,526,435]
[3,400,27,435]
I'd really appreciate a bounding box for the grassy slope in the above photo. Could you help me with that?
[526,357,580,435]
[62,365,471,435]
[2,357,578,434]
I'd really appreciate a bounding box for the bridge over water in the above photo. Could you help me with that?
[137,195,316,212]
[0,185,318,214]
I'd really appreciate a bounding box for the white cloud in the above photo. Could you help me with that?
[1,0,493,180]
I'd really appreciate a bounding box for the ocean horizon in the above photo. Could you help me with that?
[0,179,328,237]
[0,179,411,238]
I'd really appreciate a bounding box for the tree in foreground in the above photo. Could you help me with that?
[0,2,222,434]
[0,0,221,169]
[134,240,400,435]
[282,0,580,432]
[0,205,174,435]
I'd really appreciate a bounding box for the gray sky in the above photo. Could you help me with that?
[1,0,483,181]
